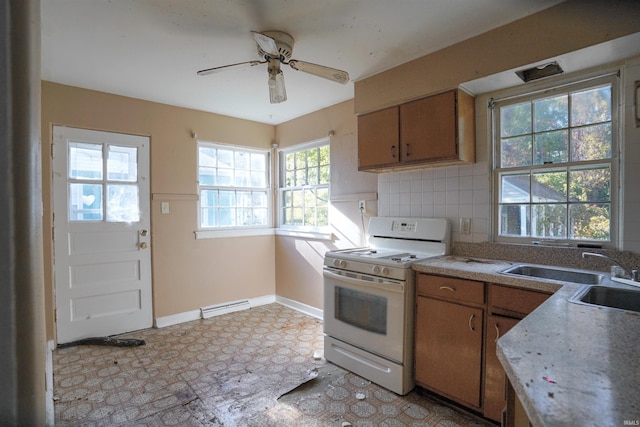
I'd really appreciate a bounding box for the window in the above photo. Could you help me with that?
[493,75,618,245]
[68,142,140,223]
[198,142,270,229]
[279,141,330,229]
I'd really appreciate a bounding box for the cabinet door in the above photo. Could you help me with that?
[357,106,400,169]
[400,90,457,162]
[415,296,483,408]
[484,315,519,422]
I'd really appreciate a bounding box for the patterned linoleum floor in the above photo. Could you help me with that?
[53,303,490,426]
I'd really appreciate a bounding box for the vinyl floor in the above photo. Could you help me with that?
[53,303,490,426]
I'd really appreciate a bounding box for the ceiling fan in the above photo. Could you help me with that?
[197,31,350,104]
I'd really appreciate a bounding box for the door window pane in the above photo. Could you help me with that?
[106,185,140,222]
[69,183,103,221]
[107,145,137,182]
[69,142,102,180]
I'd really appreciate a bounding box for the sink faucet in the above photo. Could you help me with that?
[581,252,637,280]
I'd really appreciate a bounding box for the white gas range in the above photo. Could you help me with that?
[323,217,450,395]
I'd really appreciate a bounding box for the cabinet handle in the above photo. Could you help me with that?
[406,143,411,157]
[494,324,500,343]
[468,314,476,332]
[439,286,455,292]
[391,145,396,159]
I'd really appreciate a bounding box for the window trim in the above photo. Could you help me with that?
[277,137,330,232]
[490,71,621,248]
[196,140,272,232]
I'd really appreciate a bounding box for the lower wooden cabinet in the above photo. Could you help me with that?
[484,315,519,422]
[415,296,483,409]
[415,274,551,424]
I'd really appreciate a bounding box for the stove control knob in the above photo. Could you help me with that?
[333,259,347,268]
[372,265,380,274]
[381,267,389,275]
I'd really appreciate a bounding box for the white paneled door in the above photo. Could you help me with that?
[53,126,152,344]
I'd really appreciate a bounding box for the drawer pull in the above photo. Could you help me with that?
[494,324,500,343]
[439,286,456,292]
[468,314,476,332]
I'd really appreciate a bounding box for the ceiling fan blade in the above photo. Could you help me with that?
[251,31,279,57]
[197,60,264,76]
[288,60,350,84]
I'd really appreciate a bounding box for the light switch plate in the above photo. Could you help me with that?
[161,201,170,214]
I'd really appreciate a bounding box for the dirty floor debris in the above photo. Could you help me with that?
[53,303,489,426]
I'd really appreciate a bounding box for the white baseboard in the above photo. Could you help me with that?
[46,340,55,427]
[154,309,201,328]
[276,296,323,320]
[154,294,278,328]
[154,295,322,328]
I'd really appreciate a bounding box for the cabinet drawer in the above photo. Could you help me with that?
[417,274,484,305]
[489,284,550,318]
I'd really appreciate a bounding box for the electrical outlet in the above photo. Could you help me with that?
[161,201,170,214]
[358,200,366,212]
[460,218,471,235]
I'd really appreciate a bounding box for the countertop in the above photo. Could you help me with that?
[412,255,640,427]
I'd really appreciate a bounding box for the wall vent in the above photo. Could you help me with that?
[200,300,250,319]
[516,61,563,82]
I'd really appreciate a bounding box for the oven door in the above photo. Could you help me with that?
[323,266,406,363]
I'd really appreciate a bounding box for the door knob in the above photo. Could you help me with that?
[140,229,148,237]
[139,242,148,249]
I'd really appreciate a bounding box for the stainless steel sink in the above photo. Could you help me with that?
[569,285,640,313]
[500,264,605,285]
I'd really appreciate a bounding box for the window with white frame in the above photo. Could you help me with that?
[493,74,618,245]
[279,141,330,229]
[198,142,270,229]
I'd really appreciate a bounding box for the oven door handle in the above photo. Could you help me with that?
[323,269,405,293]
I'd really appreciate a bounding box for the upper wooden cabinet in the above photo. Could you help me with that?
[357,88,475,171]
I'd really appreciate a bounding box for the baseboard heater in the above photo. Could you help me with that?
[200,300,250,319]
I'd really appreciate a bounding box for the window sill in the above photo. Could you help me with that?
[195,228,275,239]
[275,229,335,241]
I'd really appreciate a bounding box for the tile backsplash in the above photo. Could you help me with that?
[377,161,491,244]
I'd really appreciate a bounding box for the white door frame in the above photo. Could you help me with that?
[52,126,152,344]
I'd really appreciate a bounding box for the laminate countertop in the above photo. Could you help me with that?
[412,255,640,427]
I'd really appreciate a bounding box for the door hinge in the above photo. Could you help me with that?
[51,142,54,159]
[52,226,55,241]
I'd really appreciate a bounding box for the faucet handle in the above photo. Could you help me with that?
[632,270,639,282]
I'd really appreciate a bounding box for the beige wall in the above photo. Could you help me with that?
[355,0,640,114]
[41,82,277,340]
[41,1,640,335]
[274,100,378,309]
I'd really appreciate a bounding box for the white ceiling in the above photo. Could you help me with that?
[41,0,564,125]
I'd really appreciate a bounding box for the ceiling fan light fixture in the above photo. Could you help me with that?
[268,66,286,104]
